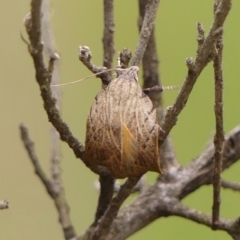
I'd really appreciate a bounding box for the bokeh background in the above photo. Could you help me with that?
[1,0,240,239]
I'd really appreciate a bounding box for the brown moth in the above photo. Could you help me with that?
[85,66,161,178]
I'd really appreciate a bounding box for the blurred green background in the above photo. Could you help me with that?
[1,0,240,239]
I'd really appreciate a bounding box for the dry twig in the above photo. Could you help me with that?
[23,0,108,176]
[119,48,132,69]
[90,1,115,229]
[212,38,224,228]
[91,178,140,240]
[20,124,76,240]
[138,0,178,172]
[102,0,115,69]
[132,0,160,67]
[79,46,111,85]
[221,180,240,192]
[101,126,240,240]
[92,175,115,227]
[160,0,232,144]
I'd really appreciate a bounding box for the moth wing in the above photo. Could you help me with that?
[121,121,138,170]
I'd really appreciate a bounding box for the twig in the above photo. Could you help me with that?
[88,2,115,224]
[41,0,62,196]
[221,180,240,192]
[102,0,115,69]
[138,0,178,172]
[92,0,115,219]
[91,178,140,240]
[160,0,232,145]
[99,126,240,239]
[20,124,76,239]
[20,124,55,196]
[79,46,111,85]
[23,1,107,176]
[212,37,224,228]
[119,48,132,68]
[131,0,160,67]
[169,201,238,234]
[0,200,9,210]
[138,0,161,107]
[92,175,115,227]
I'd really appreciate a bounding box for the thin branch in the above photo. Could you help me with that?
[160,0,232,144]
[119,48,132,69]
[138,0,161,107]
[79,46,111,85]
[0,200,9,210]
[131,0,160,67]
[102,0,115,69]
[92,175,115,227]
[212,37,224,228]
[90,26,117,223]
[221,180,240,192]
[81,19,116,230]
[20,124,55,197]
[20,124,76,240]
[41,0,62,196]
[90,178,140,240]
[23,1,107,176]
[138,0,178,171]
[169,201,238,235]
[99,126,240,240]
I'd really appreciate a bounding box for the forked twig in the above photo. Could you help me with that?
[20,124,76,239]
[101,126,240,240]
[41,0,62,197]
[91,0,115,229]
[160,0,232,144]
[79,46,111,85]
[92,175,115,227]
[23,0,107,176]
[91,178,140,240]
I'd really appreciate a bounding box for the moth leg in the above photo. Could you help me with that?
[143,85,163,94]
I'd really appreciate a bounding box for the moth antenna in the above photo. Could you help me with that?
[51,68,116,87]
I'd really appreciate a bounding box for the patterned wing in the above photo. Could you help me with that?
[85,67,161,178]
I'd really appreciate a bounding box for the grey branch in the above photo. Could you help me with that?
[101,126,240,239]
[79,46,111,85]
[20,124,76,239]
[212,37,224,227]
[41,0,62,196]
[93,1,116,221]
[102,0,115,70]
[119,48,132,69]
[91,175,115,227]
[23,0,108,176]
[160,0,232,144]
[81,178,140,240]
[221,180,240,192]
[138,0,179,172]
[131,0,160,67]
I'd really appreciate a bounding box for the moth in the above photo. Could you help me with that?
[85,66,161,178]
